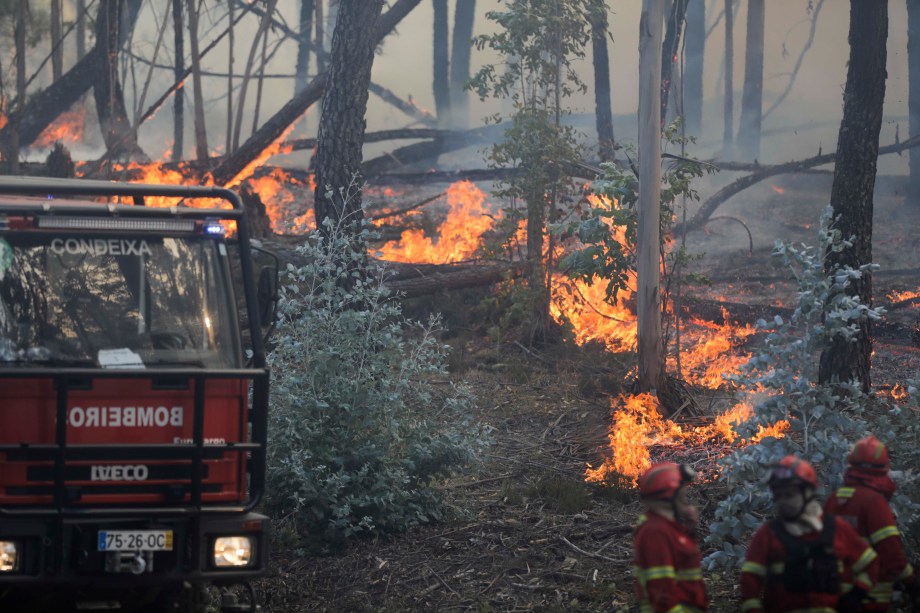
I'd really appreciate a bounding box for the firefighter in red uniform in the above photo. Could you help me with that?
[633,462,708,612]
[740,455,879,613]
[824,435,920,611]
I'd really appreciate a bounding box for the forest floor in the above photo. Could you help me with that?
[252,173,920,612]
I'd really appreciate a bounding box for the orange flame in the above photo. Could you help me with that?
[585,394,789,483]
[33,106,86,149]
[225,125,295,188]
[887,288,920,303]
[770,184,785,195]
[378,181,496,263]
[247,167,314,232]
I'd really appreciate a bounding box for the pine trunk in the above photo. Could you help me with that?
[296,0,316,93]
[313,0,385,236]
[660,0,689,126]
[590,0,615,161]
[185,0,210,161]
[51,0,63,80]
[172,0,184,161]
[684,0,704,137]
[909,0,920,205]
[818,0,888,392]
[722,0,734,157]
[93,0,147,161]
[737,0,765,160]
[449,0,476,129]
[433,0,451,125]
[638,0,665,395]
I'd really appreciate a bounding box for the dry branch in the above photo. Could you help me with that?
[210,0,424,186]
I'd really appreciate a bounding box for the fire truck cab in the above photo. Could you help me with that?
[0,177,276,612]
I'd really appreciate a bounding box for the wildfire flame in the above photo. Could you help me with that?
[378,180,496,263]
[33,107,86,149]
[770,184,785,195]
[247,167,314,232]
[585,394,789,484]
[886,288,920,303]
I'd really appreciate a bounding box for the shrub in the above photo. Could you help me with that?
[705,207,884,569]
[264,217,487,549]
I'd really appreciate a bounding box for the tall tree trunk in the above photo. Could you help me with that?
[638,0,665,396]
[51,0,63,80]
[722,0,734,157]
[737,0,764,160]
[684,0,704,137]
[172,0,185,162]
[660,0,689,126]
[590,0,615,161]
[296,0,315,93]
[313,0,385,239]
[315,0,326,73]
[909,0,920,205]
[11,0,27,173]
[77,0,88,60]
[818,0,888,393]
[225,0,234,155]
[449,0,476,129]
[433,0,450,125]
[94,0,147,161]
[185,0,209,161]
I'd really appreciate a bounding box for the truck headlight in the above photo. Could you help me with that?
[0,541,19,572]
[212,536,253,568]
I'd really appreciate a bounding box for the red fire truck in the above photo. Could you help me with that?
[0,177,277,612]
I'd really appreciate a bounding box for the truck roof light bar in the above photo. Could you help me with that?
[36,217,197,233]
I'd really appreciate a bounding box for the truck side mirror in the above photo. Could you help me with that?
[257,266,277,327]
[251,246,279,341]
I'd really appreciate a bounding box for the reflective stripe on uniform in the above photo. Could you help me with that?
[665,605,705,613]
[868,581,894,603]
[835,487,855,499]
[741,560,767,576]
[640,565,677,582]
[741,598,763,611]
[868,524,899,545]
[852,547,878,573]
[896,562,914,581]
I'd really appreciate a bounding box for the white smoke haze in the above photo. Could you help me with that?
[19,2,913,177]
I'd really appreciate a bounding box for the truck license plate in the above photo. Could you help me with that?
[98,530,173,551]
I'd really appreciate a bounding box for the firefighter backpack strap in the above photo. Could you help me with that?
[770,516,840,594]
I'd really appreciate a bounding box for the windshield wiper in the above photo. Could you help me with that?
[0,356,97,367]
[145,359,207,368]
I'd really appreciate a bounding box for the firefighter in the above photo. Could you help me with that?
[740,455,879,613]
[633,461,708,612]
[824,435,920,611]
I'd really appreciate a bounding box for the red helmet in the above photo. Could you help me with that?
[848,435,890,470]
[767,455,818,489]
[638,462,696,501]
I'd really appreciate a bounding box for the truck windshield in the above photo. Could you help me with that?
[0,233,241,368]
